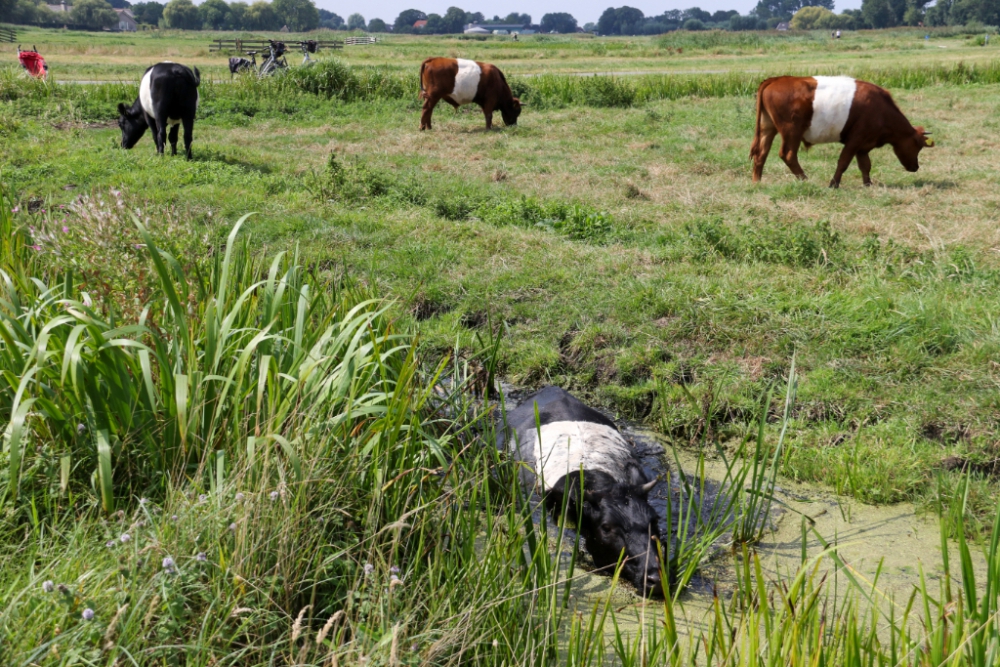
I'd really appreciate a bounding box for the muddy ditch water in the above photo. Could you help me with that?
[497,386,988,645]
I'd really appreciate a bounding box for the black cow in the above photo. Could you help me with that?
[228,56,255,78]
[117,62,200,160]
[497,386,664,597]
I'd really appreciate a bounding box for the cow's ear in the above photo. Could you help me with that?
[117,103,127,116]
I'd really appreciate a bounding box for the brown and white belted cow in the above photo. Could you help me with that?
[750,76,935,188]
[419,57,522,131]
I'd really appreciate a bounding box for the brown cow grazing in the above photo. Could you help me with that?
[750,76,935,188]
[419,57,522,131]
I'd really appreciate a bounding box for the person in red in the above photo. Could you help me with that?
[18,46,48,80]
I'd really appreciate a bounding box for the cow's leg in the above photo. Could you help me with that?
[168,124,179,156]
[830,144,858,188]
[481,102,495,130]
[751,127,777,182]
[856,150,872,186]
[420,95,440,130]
[182,117,194,161]
[778,133,807,180]
[152,115,168,155]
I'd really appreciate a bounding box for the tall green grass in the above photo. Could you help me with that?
[6,58,1000,120]
[4,192,1000,664]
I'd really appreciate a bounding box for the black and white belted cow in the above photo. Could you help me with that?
[117,62,200,160]
[497,386,664,597]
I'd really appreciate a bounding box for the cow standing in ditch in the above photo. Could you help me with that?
[497,386,664,597]
[750,76,934,188]
[418,57,522,130]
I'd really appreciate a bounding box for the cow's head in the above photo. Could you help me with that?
[117,102,148,150]
[501,97,522,127]
[893,126,934,173]
[547,469,663,597]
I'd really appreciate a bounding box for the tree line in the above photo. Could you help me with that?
[2,0,322,30]
[4,0,997,32]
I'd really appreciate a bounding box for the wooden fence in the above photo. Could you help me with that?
[0,26,16,43]
[208,38,343,53]
[343,36,378,45]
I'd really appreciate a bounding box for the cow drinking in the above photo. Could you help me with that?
[418,57,522,131]
[117,62,200,160]
[497,386,664,597]
[750,76,934,188]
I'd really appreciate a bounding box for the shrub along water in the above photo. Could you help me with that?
[6,58,1000,120]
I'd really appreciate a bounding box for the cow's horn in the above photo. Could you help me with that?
[639,478,658,494]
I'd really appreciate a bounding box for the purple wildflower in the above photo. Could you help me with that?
[199,494,208,503]
[196,552,207,562]
[106,540,116,548]
[229,522,237,532]
[120,533,131,543]
[390,565,400,574]
[82,608,94,621]
[42,580,54,593]
[11,206,18,213]
[269,491,279,502]
[162,556,176,571]
[235,492,245,502]
[363,563,374,576]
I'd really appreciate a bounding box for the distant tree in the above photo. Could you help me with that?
[162,0,200,28]
[347,12,366,29]
[71,0,119,28]
[503,12,531,23]
[711,9,738,21]
[582,21,596,31]
[597,6,645,35]
[441,6,468,32]
[132,0,164,24]
[273,0,319,31]
[318,8,344,28]
[754,0,832,20]
[790,5,833,27]
[683,17,706,29]
[729,13,763,28]
[368,17,386,31]
[466,10,484,22]
[245,0,280,29]
[393,8,426,32]
[861,0,896,26]
[422,12,443,31]
[682,7,712,21]
[540,12,578,32]
[107,0,130,8]
[226,1,247,28]
[199,0,229,29]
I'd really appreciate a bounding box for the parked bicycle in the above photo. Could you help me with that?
[297,40,318,66]
[257,40,288,78]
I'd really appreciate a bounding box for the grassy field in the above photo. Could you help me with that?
[4,24,1000,80]
[4,26,1000,665]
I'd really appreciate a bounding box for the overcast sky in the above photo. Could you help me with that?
[317,0,863,26]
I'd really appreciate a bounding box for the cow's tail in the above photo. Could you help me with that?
[418,59,428,99]
[749,79,768,164]
[192,66,201,87]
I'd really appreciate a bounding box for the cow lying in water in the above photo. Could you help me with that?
[750,76,934,188]
[419,57,522,131]
[497,386,663,597]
